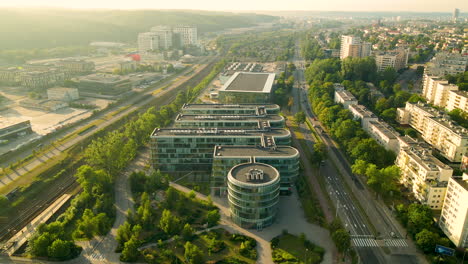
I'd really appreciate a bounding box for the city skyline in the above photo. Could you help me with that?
[0,0,467,13]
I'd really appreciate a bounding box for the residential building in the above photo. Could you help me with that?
[150,127,291,173]
[425,52,467,76]
[212,144,299,196]
[446,90,468,112]
[433,83,460,108]
[55,59,95,75]
[348,104,379,131]
[227,162,280,229]
[368,120,400,153]
[396,145,453,209]
[422,75,449,103]
[397,102,468,162]
[218,72,276,104]
[47,87,79,102]
[76,74,132,96]
[138,32,160,53]
[374,49,409,72]
[0,120,32,141]
[173,26,198,46]
[334,90,358,109]
[340,35,371,59]
[174,113,285,129]
[439,173,468,248]
[19,70,65,89]
[180,103,280,115]
[0,68,21,85]
[150,26,173,49]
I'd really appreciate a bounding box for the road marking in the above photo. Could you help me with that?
[384,239,408,247]
[352,238,379,247]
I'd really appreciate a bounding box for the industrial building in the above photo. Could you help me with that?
[218,72,276,104]
[227,162,280,229]
[76,74,132,96]
[0,120,33,141]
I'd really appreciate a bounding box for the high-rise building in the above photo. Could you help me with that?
[138,32,160,53]
[374,49,409,72]
[173,26,198,46]
[340,35,371,59]
[446,90,468,112]
[425,52,468,76]
[150,26,173,49]
[453,8,460,23]
[439,173,468,248]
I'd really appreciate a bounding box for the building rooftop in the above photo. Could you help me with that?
[429,116,468,137]
[175,114,283,122]
[214,145,298,158]
[336,90,357,102]
[229,162,279,184]
[182,103,279,110]
[349,104,378,118]
[452,174,468,192]
[369,120,399,139]
[449,90,468,97]
[402,145,452,172]
[151,127,290,138]
[78,74,128,83]
[220,72,275,93]
[47,87,78,92]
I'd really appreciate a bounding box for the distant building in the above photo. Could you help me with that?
[374,49,409,72]
[119,60,138,72]
[150,26,173,49]
[47,87,79,102]
[439,173,468,248]
[138,32,160,53]
[227,162,280,229]
[173,26,198,46]
[218,72,276,104]
[19,69,65,89]
[425,52,468,76]
[340,35,371,59]
[453,8,460,23]
[396,144,452,209]
[397,102,468,162]
[19,99,68,112]
[446,90,468,112]
[422,75,450,103]
[0,120,32,141]
[334,90,358,109]
[55,59,95,75]
[220,62,263,84]
[0,68,22,85]
[76,74,132,96]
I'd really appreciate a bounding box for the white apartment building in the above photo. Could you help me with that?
[340,35,371,59]
[446,90,468,113]
[396,145,452,209]
[334,90,358,109]
[425,52,468,76]
[47,87,79,102]
[348,104,378,131]
[173,26,198,46]
[422,75,449,103]
[397,102,468,162]
[374,49,409,72]
[150,26,173,49]
[368,120,400,153]
[433,83,459,108]
[439,173,468,248]
[138,32,160,53]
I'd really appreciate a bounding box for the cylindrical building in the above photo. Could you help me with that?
[227,162,280,229]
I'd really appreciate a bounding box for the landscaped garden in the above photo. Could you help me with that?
[271,232,325,264]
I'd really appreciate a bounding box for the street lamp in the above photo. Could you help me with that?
[304,248,309,264]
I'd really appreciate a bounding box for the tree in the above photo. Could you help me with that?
[164,187,178,209]
[332,229,351,253]
[206,209,221,227]
[159,209,181,235]
[415,229,439,253]
[381,108,397,123]
[0,196,10,211]
[47,239,73,260]
[293,111,306,125]
[182,223,194,241]
[120,236,141,262]
[116,221,132,248]
[404,128,418,138]
[184,242,204,264]
[29,232,52,257]
[351,159,369,176]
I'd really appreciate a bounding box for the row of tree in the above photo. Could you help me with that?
[272,64,295,107]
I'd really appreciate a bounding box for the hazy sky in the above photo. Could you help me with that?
[0,0,467,12]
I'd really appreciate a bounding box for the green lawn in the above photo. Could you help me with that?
[271,233,325,264]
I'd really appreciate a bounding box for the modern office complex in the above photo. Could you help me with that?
[150,26,174,49]
[439,173,468,248]
[397,102,468,162]
[218,72,276,104]
[180,103,280,115]
[340,35,372,59]
[173,113,285,128]
[150,127,291,173]
[173,26,198,46]
[396,145,452,209]
[212,144,299,196]
[227,162,280,229]
[76,74,132,95]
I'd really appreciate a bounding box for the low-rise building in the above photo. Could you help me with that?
[180,103,280,115]
[218,72,276,104]
[334,90,358,109]
[439,173,468,248]
[368,120,400,153]
[19,69,65,89]
[348,104,379,131]
[396,145,452,209]
[76,74,132,95]
[19,99,68,112]
[397,102,468,162]
[0,120,32,141]
[56,59,95,75]
[47,87,79,102]
[446,90,468,112]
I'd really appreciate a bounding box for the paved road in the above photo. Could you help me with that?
[0,58,215,190]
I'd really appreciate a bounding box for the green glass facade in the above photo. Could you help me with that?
[180,104,280,115]
[173,116,285,129]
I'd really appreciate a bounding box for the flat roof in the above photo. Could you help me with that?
[151,127,290,138]
[230,163,279,184]
[175,114,283,122]
[214,145,298,158]
[182,103,279,109]
[402,146,452,172]
[369,120,399,139]
[220,72,275,93]
[349,104,377,118]
[335,90,357,102]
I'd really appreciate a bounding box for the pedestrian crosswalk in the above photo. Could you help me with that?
[384,239,408,247]
[352,238,379,247]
